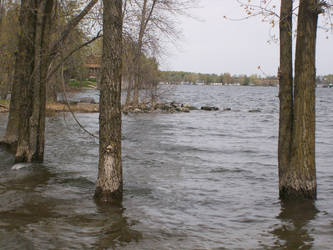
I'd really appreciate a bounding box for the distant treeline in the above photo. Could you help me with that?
[160,71,278,86]
[160,71,333,86]
[317,75,333,85]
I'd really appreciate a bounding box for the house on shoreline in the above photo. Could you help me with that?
[84,55,129,89]
[85,55,101,79]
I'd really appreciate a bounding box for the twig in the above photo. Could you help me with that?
[47,31,102,81]
[61,63,99,139]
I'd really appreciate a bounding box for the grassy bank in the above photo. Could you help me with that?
[68,79,97,89]
[0,100,9,113]
[0,99,9,105]
[46,103,99,114]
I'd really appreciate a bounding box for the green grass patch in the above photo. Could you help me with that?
[88,78,97,83]
[68,80,96,88]
[0,99,9,105]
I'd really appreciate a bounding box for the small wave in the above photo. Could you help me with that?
[240,149,258,154]
[0,231,34,250]
[210,168,249,174]
[185,126,197,130]
[60,177,95,189]
[11,163,32,170]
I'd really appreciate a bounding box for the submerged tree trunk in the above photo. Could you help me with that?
[125,77,133,107]
[150,81,158,107]
[278,0,294,198]
[131,1,147,107]
[132,69,140,106]
[0,71,10,100]
[16,0,54,162]
[94,0,123,203]
[2,0,97,156]
[132,53,143,106]
[1,0,36,150]
[280,0,319,199]
[131,0,158,107]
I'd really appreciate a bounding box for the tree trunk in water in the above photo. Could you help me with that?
[131,0,151,107]
[3,0,94,155]
[132,74,140,106]
[94,0,123,203]
[1,0,36,150]
[132,58,141,107]
[0,72,10,100]
[151,83,157,107]
[278,0,294,198]
[281,0,319,199]
[125,78,133,107]
[16,0,54,162]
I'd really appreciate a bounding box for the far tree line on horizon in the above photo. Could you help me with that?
[0,0,332,202]
[160,71,333,86]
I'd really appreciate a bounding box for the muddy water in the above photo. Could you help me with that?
[0,86,332,249]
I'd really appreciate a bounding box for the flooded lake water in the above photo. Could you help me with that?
[0,85,332,249]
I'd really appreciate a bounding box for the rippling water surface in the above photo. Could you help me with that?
[1,86,332,249]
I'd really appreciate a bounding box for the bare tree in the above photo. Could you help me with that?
[94,0,123,203]
[0,1,18,102]
[237,0,331,199]
[123,0,195,107]
[278,0,294,198]
[1,0,98,161]
[284,0,323,199]
[1,0,36,152]
[15,0,55,162]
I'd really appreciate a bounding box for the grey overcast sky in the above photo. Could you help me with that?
[160,0,333,76]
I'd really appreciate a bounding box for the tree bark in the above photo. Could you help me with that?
[280,0,319,199]
[3,0,94,159]
[132,67,140,106]
[278,0,294,198]
[125,77,133,107]
[15,0,54,162]
[1,0,36,151]
[0,0,3,34]
[0,71,11,100]
[94,0,123,203]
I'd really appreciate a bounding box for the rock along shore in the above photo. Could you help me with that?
[0,100,261,115]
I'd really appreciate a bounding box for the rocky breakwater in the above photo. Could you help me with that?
[0,100,222,115]
[157,102,199,113]
[201,106,219,111]
[123,102,200,114]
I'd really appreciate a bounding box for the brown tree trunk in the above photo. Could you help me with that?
[132,54,142,107]
[0,69,9,100]
[0,0,3,32]
[132,71,140,106]
[131,0,157,107]
[125,77,133,107]
[94,0,123,203]
[0,0,3,38]
[16,0,54,162]
[280,0,319,199]
[278,0,294,198]
[150,81,157,107]
[0,72,11,100]
[1,0,36,151]
[2,0,97,155]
